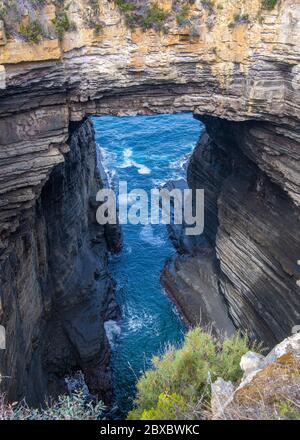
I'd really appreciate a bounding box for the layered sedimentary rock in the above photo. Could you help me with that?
[211,333,300,420]
[160,178,235,335]
[184,117,300,348]
[0,118,120,405]
[0,0,299,239]
[0,0,299,401]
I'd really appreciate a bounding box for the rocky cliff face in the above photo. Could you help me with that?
[211,332,300,420]
[0,0,299,402]
[185,116,300,348]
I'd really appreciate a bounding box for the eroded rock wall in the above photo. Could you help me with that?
[0,118,120,405]
[0,0,299,239]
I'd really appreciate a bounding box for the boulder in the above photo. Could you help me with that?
[240,351,265,376]
[211,378,234,419]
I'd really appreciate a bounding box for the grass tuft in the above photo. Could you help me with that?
[19,20,43,43]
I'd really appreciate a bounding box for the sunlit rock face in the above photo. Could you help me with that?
[0,0,299,402]
[1,0,299,236]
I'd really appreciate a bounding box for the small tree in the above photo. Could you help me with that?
[128,327,258,420]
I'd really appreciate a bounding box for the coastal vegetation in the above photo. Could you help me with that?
[176,5,190,26]
[19,19,43,43]
[83,0,104,35]
[128,328,257,420]
[228,13,250,29]
[114,1,169,31]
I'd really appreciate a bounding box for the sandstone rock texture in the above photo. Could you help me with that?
[0,0,299,402]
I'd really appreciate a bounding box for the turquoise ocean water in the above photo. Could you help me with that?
[92,113,203,418]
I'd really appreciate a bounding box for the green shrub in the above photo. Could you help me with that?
[229,13,250,28]
[52,10,70,40]
[19,20,43,43]
[54,0,66,6]
[114,0,141,29]
[176,5,190,26]
[262,0,277,10]
[0,1,49,39]
[114,0,135,14]
[94,23,103,35]
[124,13,140,29]
[0,390,105,420]
[140,393,188,420]
[128,328,257,420]
[141,4,169,31]
[89,0,100,10]
[114,1,197,32]
[83,4,103,35]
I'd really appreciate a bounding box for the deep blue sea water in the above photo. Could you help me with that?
[92,113,203,418]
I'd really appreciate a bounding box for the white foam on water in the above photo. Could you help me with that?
[127,315,143,332]
[139,224,165,247]
[97,145,118,188]
[169,153,192,180]
[126,308,155,332]
[120,148,133,168]
[170,155,189,170]
[98,145,117,168]
[104,320,122,348]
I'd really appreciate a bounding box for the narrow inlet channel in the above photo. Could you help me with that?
[92,113,203,418]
